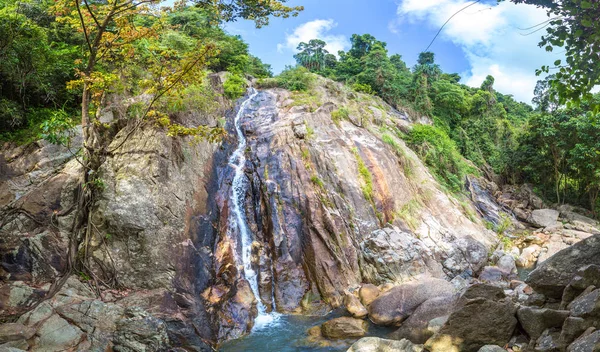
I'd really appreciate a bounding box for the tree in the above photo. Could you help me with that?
[348,34,385,59]
[509,0,600,106]
[193,0,303,27]
[36,0,303,300]
[532,75,559,113]
[294,39,329,72]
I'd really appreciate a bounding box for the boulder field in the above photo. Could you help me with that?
[1,75,600,351]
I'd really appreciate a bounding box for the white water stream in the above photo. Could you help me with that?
[228,88,280,330]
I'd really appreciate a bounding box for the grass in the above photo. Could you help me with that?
[331,107,350,127]
[311,175,325,189]
[352,147,374,202]
[306,122,315,139]
[381,132,414,178]
[290,91,323,112]
[395,199,421,231]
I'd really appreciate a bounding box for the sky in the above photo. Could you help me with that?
[222,0,564,104]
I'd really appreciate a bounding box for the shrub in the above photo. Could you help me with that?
[331,107,349,126]
[352,148,374,202]
[276,66,314,91]
[407,124,476,193]
[223,73,246,100]
[352,82,373,94]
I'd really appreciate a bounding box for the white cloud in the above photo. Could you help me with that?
[277,19,350,57]
[396,0,561,103]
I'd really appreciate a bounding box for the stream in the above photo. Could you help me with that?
[221,89,396,351]
[219,310,396,352]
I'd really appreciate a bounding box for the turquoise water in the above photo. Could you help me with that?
[219,311,396,352]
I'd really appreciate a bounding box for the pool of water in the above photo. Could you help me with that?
[219,310,396,352]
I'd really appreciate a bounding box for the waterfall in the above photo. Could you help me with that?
[228,88,279,330]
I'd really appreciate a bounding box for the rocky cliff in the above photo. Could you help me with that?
[0,75,570,351]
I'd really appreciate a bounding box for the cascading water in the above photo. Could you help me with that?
[228,88,280,330]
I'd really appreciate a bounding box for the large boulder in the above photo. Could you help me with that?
[526,235,600,298]
[360,227,444,284]
[391,295,457,343]
[347,337,423,352]
[516,307,570,341]
[368,279,454,326]
[561,265,600,308]
[569,288,600,319]
[321,317,367,339]
[425,284,517,352]
[566,330,600,352]
[530,209,560,228]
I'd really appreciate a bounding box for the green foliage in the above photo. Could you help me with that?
[294,39,330,72]
[223,73,247,100]
[331,107,349,126]
[496,213,512,235]
[351,82,373,94]
[396,199,421,230]
[39,109,76,146]
[276,66,314,91]
[310,175,325,189]
[515,101,600,214]
[509,0,600,106]
[407,124,475,193]
[305,122,315,139]
[352,148,374,202]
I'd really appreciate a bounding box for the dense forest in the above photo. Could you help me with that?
[0,0,598,216]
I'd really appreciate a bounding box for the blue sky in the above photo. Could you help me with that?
[222,0,562,103]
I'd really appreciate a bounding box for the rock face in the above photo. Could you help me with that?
[1,76,499,349]
[360,226,444,285]
[347,337,424,352]
[526,235,600,298]
[368,278,455,325]
[425,284,517,352]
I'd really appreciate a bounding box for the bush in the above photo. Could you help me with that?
[255,78,279,89]
[352,82,373,94]
[407,124,475,193]
[0,99,25,132]
[331,107,349,126]
[276,66,314,91]
[223,73,246,100]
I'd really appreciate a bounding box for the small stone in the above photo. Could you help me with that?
[344,294,368,319]
[320,317,367,339]
[359,284,380,307]
[534,328,561,352]
[525,293,547,307]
